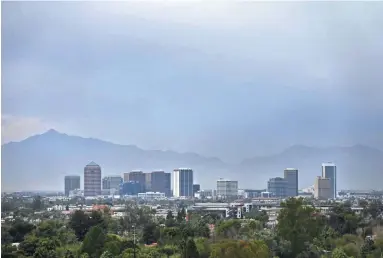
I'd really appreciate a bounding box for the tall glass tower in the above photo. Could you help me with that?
[322,163,337,199]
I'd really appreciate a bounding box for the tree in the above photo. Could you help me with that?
[33,239,59,258]
[166,211,176,227]
[276,198,324,256]
[328,204,360,235]
[142,223,160,245]
[68,210,90,241]
[360,238,375,258]
[331,248,349,258]
[177,208,186,223]
[81,226,106,258]
[7,220,35,243]
[160,245,177,258]
[19,235,40,257]
[216,220,241,239]
[209,240,269,258]
[184,238,199,258]
[100,251,114,258]
[1,244,18,258]
[32,196,43,211]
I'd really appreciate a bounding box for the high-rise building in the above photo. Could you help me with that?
[84,162,102,197]
[172,168,193,197]
[164,172,171,197]
[314,176,331,200]
[284,168,299,197]
[322,163,337,199]
[267,177,288,198]
[145,171,171,196]
[216,179,238,198]
[64,175,80,196]
[193,184,201,195]
[102,176,123,194]
[124,170,146,193]
[120,181,142,196]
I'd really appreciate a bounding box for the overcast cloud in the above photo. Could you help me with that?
[2,2,383,162]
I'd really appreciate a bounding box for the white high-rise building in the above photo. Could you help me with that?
[217,179,238,198]
[322,163,337,199]
[172,168,193,197]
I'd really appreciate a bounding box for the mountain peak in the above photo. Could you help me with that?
[44,129,61,135]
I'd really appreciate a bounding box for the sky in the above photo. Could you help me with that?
[2,2,383,163]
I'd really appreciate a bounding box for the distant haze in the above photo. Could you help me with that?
[1,130,383,192]
[2,3,383,163]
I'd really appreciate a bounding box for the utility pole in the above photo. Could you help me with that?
[132,225,137,258]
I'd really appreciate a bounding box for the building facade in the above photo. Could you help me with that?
[102,176,123,194]
[284,168,299,197]
[64,175,80,196]
[172,168,194,198]
[124,171,146,193]
[145,171,171,197]
[267,177,288,198]
[193,184,201,195]
[314,176,332,200]
[217,179,238,198]
[322,163,337,199]
[138,192,166,200]
[120,181,142,196]
[84,162,102,197]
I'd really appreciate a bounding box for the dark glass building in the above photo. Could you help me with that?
[267,177,288,198]
[64,175,80,196]
[120,181,142,196]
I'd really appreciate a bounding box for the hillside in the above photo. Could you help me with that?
[2,130,382,191]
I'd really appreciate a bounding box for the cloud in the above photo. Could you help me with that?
[2,2,383,160]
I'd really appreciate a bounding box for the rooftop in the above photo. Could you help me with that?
[86,161,100,167]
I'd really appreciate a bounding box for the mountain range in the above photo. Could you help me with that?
[2,129,383,192]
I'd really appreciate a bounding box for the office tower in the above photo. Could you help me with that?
[164,172,171,197]
[84,162,102,197]
[284,168,299,197]
[314,176,331,200]
[145,171,171,196]
[193,184,201,195]
[267,177,288,198]
[216,179,238,198]
[124,170,146,193]
[172,168,194,197]
[322,163,337,199]
[102,176,123,193]
[145,173,152,192]
[64,175,80,196]
[120,181,142,196]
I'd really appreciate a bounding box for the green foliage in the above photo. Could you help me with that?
[80,226,106,257]
[209,239,269,258]
[6,220,35,243]
[177,208,187,223]
[1,244,18,258]
[276,198,325,257]
[100,251,114,258]
[215,219,241,239]
[328,204,360,235]
[331,248,349,258]
[68,210,106,241]
[142,222,160,244]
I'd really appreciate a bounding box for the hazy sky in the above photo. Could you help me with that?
[2,2,383,162]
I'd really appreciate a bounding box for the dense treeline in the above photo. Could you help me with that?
[2,198,383,257]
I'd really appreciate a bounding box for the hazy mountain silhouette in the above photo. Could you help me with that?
[2,129,382,191]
